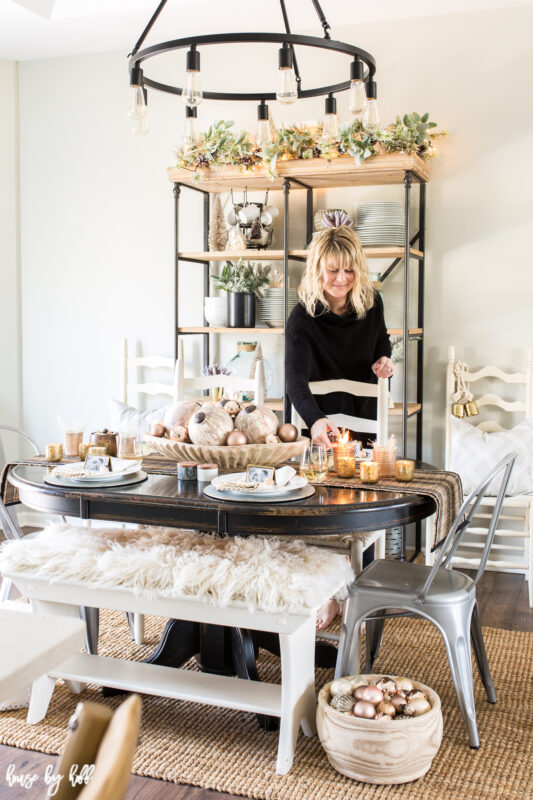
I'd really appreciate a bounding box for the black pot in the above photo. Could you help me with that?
[228,292,255,327]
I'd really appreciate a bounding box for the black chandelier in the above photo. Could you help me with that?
[126,0,379,140]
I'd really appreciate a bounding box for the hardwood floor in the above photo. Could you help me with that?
[0,570,530,800]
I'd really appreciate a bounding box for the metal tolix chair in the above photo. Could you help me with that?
[335,452,516,749]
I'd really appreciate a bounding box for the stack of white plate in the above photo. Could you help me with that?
[256,288,299,327]
[355,201,405,246]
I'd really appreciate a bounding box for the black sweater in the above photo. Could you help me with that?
[285,294,391,430]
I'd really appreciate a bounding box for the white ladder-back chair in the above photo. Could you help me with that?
[121,339,179,405]
[445,345,533,606]
[176,340,265,406]
[291,378,389,580]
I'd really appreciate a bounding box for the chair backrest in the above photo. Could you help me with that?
[0,425,39,475]
[121,339,179,405]
[445,345,533,468]
[416,452,517,602]
[175,340,265,406]
[291,377,389,445]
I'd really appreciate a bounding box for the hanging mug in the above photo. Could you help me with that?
[238,204,260,224]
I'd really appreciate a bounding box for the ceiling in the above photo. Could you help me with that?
[1,0,531,61]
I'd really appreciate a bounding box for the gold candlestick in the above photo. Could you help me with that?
[395,459,415,482]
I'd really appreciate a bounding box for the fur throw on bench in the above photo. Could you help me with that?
[0,525,353,614]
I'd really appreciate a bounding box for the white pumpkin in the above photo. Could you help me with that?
[188,404,234,446]
[234,405,279,443]
[163,400,201,432]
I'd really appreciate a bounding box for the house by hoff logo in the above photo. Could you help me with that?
[5,763,95,796]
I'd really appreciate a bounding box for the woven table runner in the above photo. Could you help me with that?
[1,456,462,550]
[320,468,463,551]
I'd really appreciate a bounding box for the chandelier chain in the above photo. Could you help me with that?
[311,0,331,38]
[278,0,302,88]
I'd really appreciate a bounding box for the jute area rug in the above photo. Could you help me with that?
[0,611,531,800]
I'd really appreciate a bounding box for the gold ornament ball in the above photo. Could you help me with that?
[226,430,248,446]
[150,422,165,437]
[278,423,298,443]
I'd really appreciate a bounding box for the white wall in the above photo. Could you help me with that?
[0,60,22,461]
[17,5,533,462]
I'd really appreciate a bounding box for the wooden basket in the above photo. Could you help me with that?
[144,435,309,469]
[316,674,442,784]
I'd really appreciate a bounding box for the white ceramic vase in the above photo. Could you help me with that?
[204,296,228,327]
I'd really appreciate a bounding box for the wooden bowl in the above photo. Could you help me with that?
[143,435,309,469]
[316,674,443,784]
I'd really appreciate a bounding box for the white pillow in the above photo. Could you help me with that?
[448,415,533,496]
[108,398,170,435]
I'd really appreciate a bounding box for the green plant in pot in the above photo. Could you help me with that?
[211,260,270,328]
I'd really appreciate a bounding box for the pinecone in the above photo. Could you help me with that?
[196,154,210,167]
[240,155,255,167]
[312,146,321,158]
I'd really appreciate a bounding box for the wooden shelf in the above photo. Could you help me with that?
[178,326,283,334]
[179,246,423,262]
[389,403,422,417]
[179,326,422,336]
[168,153,430,191]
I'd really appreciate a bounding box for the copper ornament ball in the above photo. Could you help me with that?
[278,423,298,443]
[226,429,248,446]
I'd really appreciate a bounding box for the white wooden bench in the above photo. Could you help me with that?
[5,570,345,775]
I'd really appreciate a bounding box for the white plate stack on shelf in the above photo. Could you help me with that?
[256,287,299,327]
[355,201,406,245]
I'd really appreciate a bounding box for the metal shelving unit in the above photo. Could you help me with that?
[170,153,428,462]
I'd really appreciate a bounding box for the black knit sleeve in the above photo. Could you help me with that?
[372,292,392,361]
[285,308,327,429]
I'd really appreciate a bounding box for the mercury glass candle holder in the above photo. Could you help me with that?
[45,443,63,462]
[360,460,380,484]
[395,459,415,481]
[372,442,397,478]
[333,442,358,478]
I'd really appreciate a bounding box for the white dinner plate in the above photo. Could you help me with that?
[52,460,142,483]
[211,472,307,497]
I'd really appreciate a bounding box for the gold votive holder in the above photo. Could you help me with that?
[395,459,415,482]
[78,442,91,460]
[63,431,83,457]
[360,460,380,484]
[45,443,63,462]
[333,442,357,478]
[87,446,107,456]
[372,443,397,478]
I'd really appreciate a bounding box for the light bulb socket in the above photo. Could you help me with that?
[325,94,337,116]
[130,66,143,87]
[186,46,200,73]
[366,79,377,99]
[350,57,365,82]
[185,105,197,119]
[257,100,269,121]
[278,43,293,70]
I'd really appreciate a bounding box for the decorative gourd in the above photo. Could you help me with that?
[188,404,234,446]
[169,425,189,442]
[163,401,201,432]
[234,405,279,444]
[218,398,241,418]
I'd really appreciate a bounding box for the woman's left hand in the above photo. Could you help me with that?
[372,356,394,379]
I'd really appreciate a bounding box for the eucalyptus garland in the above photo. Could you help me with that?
[175,113,441,179]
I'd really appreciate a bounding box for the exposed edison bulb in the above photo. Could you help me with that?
[364,98,380,133]
[349,80,367,116]
[257,119,272,147]
[182,70,203,107]
[322,113,339,140]
[131,112,149,137]
[182,115,199,148]
[277,67,298,105]
[126,85,146,120]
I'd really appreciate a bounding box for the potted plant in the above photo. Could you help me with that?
[211,259,270,327]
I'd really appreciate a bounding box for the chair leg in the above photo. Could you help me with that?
[365,611,386,672]
[425,514,436,565]
[79,607,99,655]
[470,603,496,704]
[350,540,364,575]
[133,613,145,645]
[335,592,372,678]
[438,608,479,748]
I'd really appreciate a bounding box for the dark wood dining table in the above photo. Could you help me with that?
[8,464,436,728]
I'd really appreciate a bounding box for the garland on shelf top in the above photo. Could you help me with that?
[175,113,443,179]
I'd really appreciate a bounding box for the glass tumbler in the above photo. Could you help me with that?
[300,443,328,484]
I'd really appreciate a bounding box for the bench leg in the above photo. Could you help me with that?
[27,675,56,724]
[277,616,317,775]
[31,599,87,693]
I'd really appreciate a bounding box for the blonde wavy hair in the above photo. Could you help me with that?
[298,226,375,318]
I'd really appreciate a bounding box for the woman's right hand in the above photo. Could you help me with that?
[310,417,340,450]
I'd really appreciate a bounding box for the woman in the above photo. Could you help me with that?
[285,225,394,627]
